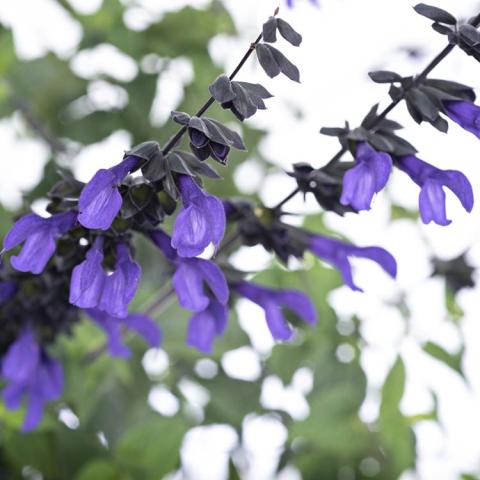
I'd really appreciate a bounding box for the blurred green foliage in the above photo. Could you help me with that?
[0,1,470,479]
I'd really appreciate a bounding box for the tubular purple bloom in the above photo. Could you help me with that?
[3,211,77,274]
[69,237,106,309]
[85,309,161,358]
[172,258,228,312]
[187,300,228,353]
[2,328,64,432]
[149,229,229,312]
[340,142,392,211]
[99,244,141,318]
[287,0,319,7]
[78,155,140,230]
[171,175,226,257]
[308,234,397,292]
[443,101,480,139]
[396,155,474,226]
[234,281,317,341]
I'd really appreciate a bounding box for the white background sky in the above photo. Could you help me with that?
[2,0,480,479]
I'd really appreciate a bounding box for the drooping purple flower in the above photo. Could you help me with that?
[149,229,229,351]
[0,281,17,305]
[78,155,140,231]
[98,243,141,318]
[70,239,141,318]
[3,211,77,274]
[2,328,64,432]
[308,234,397,292]
[443,101,480,139]
[171,175,226,257]
[172,258,228,312]
[150,229,229,312]
[286,0,319,7]
[340,142,392,211]
[395,155,473,226]
[85,309,161,358]
[187,300,228,353]
[69,237,106,309]
[234,281,317,341]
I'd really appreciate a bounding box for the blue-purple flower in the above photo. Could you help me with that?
[171,175,226,257]
[78,155,140,231]
[70,238,141,318]
[3,211,77,274]
[186,300,228,353]
[443,101,480,139]
[150,229,229,351]
[340,142,392,211]
[234,281,317,341]
[308,234,397,291]
[2,328,63,432]
[395,155,473,226]
[286,0,319,7]
[85,309,161,358]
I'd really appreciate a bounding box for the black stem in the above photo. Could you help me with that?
[161,33,263,156]
[273,13,480,210]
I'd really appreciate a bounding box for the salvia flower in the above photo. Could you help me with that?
[3,211,77,274]
[234,281,317,341]
[85,309,161,358]
[340,142,392,211]
[171,175,226,257]
[2,328,63,432]
[70,238,141,318]
[395,155,473,226]
[186,299,228,353]
[286,0,319,7]
[98,243,142,318]
[78,155,140,230]
[189,127,230,164]
[443,101,480,139]
[150,229,229,351]
[308,234,397,291]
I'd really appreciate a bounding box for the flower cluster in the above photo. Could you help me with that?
[1,3,479,434]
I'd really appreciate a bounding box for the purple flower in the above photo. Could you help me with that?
[70,238,141,318]
[340,142,392,211]
[0,281,17,305]
[172,258,228,312]
[395,155,473,226]
[69,237,107,309]
[85,309,161,358]
[3,211,77,274]
[98,243,141,318]
[150,229,229,352]
[308,234,397,292]
[234,281,317,341]
[286,0,319,7]
[2,328,63,432]
[186,300,228,353]
[443,101,480,139]
[171,175,226,257]
[78,155,140,230]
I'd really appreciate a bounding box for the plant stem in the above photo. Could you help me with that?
[161,32,263,156]
[273,12,480,210]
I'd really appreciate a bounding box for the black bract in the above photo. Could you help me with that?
[287,162,356,216]
[256,44,300,82]
[224,200,309,264]
[262,16,302,46]
[209,75,273,121]
[171,111,246,164]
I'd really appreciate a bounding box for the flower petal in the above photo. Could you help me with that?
[124,313,161,348]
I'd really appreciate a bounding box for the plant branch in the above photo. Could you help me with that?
[273,11,480,210]
[161,31,263,156]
